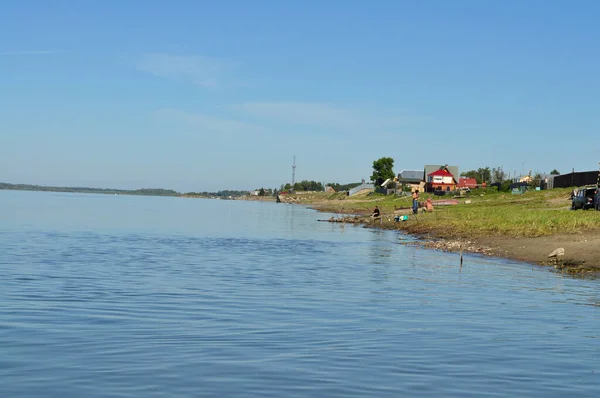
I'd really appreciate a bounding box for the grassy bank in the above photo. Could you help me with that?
[285,188,600,239]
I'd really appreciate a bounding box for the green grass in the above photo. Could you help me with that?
[296,188,600,238]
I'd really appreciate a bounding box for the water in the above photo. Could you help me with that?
[1,190,599,397]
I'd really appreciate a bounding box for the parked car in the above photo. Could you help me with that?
[571,186,596,210]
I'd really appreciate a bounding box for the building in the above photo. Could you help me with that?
[553,171,599,188]
[397,169,424,192]
[424,165,459,192]
[517,174,533,184]
[538,174,555,190]
[379,178,398,195]
[457,177,477,189]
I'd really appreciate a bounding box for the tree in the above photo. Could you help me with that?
[550,169,560,175]
[292,180,324,192]
[460,167,491,184]
[491,167,507,183]
[370,157,395,186]
[258,188,266,196]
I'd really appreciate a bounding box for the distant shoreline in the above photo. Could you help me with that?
[0,182,251,200]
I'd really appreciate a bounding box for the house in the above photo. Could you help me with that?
[517,174,533,184]
[424,165,459,192]
[397,170,424,192]
[457,177,477,189]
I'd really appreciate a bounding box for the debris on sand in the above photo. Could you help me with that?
[547,247,565,258]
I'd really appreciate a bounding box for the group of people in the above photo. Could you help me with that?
[412,190,434,213]
[371,189,433,220]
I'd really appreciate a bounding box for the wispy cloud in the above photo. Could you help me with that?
[155,101,418,143]
[135,54,235,88]
[155,108,266,135]
[233,102,413,130]
[0,50,65,56]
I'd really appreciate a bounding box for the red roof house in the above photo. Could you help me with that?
[426,166,456,192]
[458,177,477,189]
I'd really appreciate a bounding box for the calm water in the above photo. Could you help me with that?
[1,190,599,397]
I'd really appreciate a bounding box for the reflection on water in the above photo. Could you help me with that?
[0,191,599,397]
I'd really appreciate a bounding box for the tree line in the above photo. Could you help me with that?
[0,182,179,196]
[277,180,363,193]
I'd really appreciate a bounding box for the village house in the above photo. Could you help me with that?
[457,177,477,189]
[424,165,459,192]
[397,170,425,192]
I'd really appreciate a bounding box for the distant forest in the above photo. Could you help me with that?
[181,190,250,198]
[0,181,360,199]
[0,182,180,196]
[0,182,255,198]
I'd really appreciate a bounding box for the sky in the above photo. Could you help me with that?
[1,0,599,192]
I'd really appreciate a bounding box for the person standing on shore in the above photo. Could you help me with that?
[412,189,419,214]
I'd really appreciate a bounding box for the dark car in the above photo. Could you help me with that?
[571,186,596,210]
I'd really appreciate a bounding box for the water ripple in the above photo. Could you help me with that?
[1,192,599,397]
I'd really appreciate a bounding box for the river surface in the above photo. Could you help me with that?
[1,190,599,397]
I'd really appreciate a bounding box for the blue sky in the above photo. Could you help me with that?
[1,0,599,192]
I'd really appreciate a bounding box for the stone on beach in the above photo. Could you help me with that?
[547,248,565,258]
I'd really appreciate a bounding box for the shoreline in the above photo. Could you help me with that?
[305,201,600,276]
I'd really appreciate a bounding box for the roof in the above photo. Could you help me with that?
[458,177,477,188]
[428,169,453,177]
[424,165,459,183]
[397,170,423,182]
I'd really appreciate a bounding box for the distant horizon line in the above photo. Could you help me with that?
[0,181,253,195]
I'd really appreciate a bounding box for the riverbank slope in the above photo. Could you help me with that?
[279,189,600,275]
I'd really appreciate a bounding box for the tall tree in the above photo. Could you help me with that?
[550,169,560,175]
[370,157,395,186]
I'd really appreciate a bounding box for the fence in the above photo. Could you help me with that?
[553,171,598,188]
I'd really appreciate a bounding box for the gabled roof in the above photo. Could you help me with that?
[397,169,423,181]
[428,169,453,177]
[424,165,459,183]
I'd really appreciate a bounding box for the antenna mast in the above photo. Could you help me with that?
[292,156,296,188]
